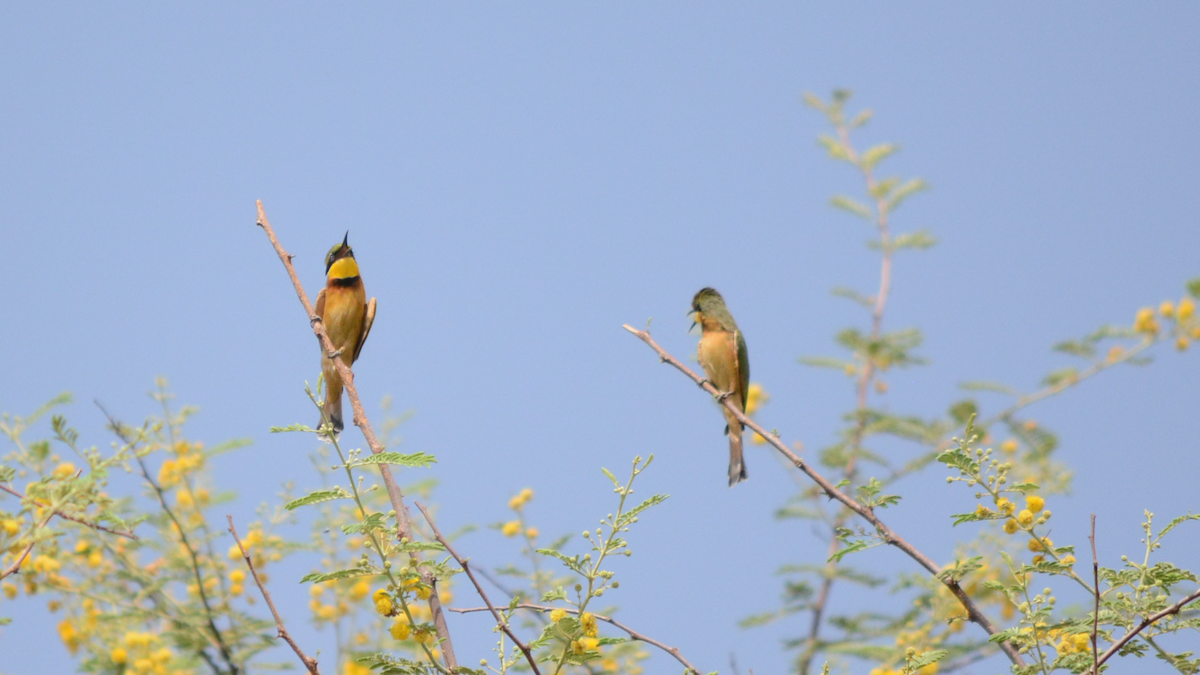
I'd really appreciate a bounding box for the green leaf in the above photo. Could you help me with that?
[0,465,14,483]
[341,512,388,535]
[830,540,871,563]
[888,229,938,251]
[799,356,855,371]
[948,399,978,426]
[1042,367,1079,387]
[939,557,984,583]
[1007,482,1040,493]
[959,380,1017,396]
[301,567,378,583]
[860,143,898,170]
[1159,513,1200,539]
[541,587,567,603]
[830,195,873,220]
[269,423,318,433]
[284,487,353,510]
[1053,339,1096,359]
[394,540,445,553]
[904,649,947,673]
[818,135,850,161]
[886,177,929,211]
[1187,278,1200,299]
[536,548,587,575]
[849,109,873,128]
[831,286,874,308]
[344,451,437,469]
[600,467,619,487]
[616,494,669,527]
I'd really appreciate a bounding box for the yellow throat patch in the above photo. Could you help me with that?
[328,256,360,280]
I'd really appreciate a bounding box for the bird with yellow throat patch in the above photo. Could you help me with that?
[314,233,376,439]
[691,287,750,486]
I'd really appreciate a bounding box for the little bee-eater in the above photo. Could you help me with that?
[691,287,750,486]
[314,233,376,439]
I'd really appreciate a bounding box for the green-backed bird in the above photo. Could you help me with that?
[314,233,376,439]
[691,287,750,486]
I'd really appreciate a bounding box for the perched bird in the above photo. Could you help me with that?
[691,287,750,486]
[314,233,376,439]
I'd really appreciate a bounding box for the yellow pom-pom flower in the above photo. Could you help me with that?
[1017,510,1035,527]
[501,521,521,537]
[373,589,395,616]
[1000,439,1018,454]
[1025,495,1045,513]
[1160,300,1176,318]
[526,527,539,539]
[550,608,567,623]
[1178,297,1195,321]
[111,647,128,664]
[390,618,412,641]
[744,383,768,416]
[580,611,598,637]
[1003,519,1019,534]
[996,498,1014,516]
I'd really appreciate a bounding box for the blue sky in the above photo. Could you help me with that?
[2,4,1199,674]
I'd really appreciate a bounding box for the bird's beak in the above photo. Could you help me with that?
[342,231,350,248]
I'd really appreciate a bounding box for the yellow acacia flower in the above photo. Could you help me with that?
[52,462,76,478]
[1003,518,1019,534]
[1071,633,1091,651]
[227,545,242,560]
[1160,300,1176,317]
[1062,554,1076,566]
[75,540,89,554]
[1178,297,1195,320]
[416,585,432,600]
[1134,307,1159,334]
[501,521,521,537]
[230,583,244,596]
[751,432,767,445]
[317,604,336,621]
[1177,337,1190,351]
[1017,510,1034,527]
[111,647,128,664]
[580,611,598,637]
[526,527,539,538]
[344,661,371,675]
[996,498,1014,515]
[87,551,103,568]
[1025,495,1045,513]
[373,589,394,616]
[32,555,61,574]
[176,491,194,508]
[744,383,768,415]
[414,628,434,645]
[309,584,325,598]
[1,519,19,536]
[57,620,80,654]
[1106,345,1124,363]
[550,608,567,623]
[391,618,412,641]
[349,579,370,601]
[1000,439,1018,454]
[974,504,993,518]
[230,569,246,584]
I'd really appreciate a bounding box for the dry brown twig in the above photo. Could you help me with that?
[450,603,702,675]
[255,200,457,670]
[622,324,1026,668]
[415,502,542,675]
[228,516,320,675]
[1092,586,1200,673]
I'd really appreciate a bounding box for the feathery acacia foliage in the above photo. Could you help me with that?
[2,92,1198,675]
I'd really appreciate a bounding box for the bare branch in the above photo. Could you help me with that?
[255,201,457,668]
[451,603,702,675]
[622,325,1025,667]
[228,516,320,675]
[1092,586,1200,673]
[415,502,541,675]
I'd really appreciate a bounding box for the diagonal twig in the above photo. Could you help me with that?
[414,502,541,675]
[450,603,701,675]
[1091,586,1200,674]
[255,201,456,669]
[228,516,319,675]
[622,324,1025,667]
[0,483,138,540]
